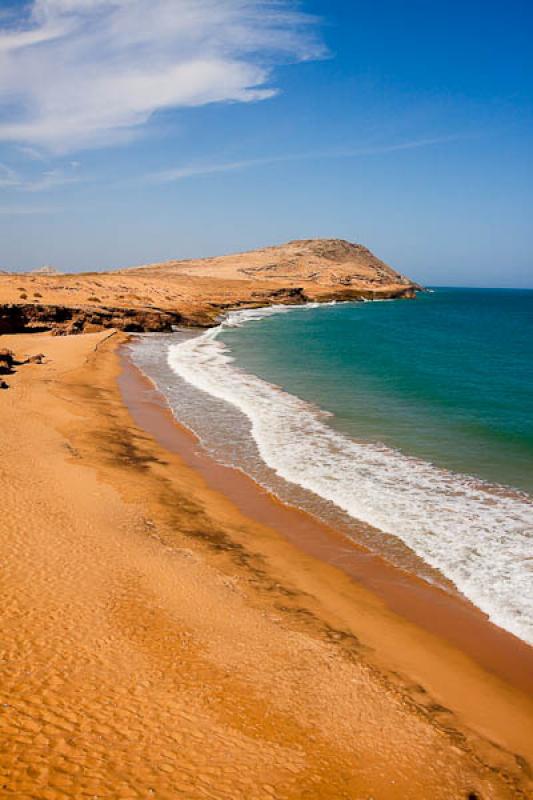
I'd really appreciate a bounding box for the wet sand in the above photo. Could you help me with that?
[119,347,533,696]
[1,329,532,799]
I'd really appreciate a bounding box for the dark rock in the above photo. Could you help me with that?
[26,353,45,364]
[0,348,15,374]
[0,303,184,335]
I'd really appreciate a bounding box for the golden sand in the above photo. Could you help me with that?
[0,330,532,799]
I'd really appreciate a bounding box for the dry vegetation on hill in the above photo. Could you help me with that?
[0,239,419,334]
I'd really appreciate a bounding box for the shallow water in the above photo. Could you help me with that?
[130,289,533,644]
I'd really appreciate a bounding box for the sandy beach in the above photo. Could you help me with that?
[1,329,532,800]
[2,0,531,791]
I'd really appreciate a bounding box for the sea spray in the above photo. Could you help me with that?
[166,303,533,644]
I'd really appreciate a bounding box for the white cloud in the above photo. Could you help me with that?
[16,145,48,161]
[0,161,81,191]
[22,168,82,192]
[0,0,322,152]
[148,136,466,182]
[150,157,270,182]
[0,163,21,187]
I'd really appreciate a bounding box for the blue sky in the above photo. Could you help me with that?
[0,0,532,287]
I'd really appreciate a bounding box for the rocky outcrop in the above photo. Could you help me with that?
[0,239,421,335]
[32,266,62,276]
[0,288,312,334]
[0,303,184,335]
[25,353,46,364]
[314,286,418,302]
[0,348,14,374]
[0,346,46,389]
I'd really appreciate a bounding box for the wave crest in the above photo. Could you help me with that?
[167,305,533,644]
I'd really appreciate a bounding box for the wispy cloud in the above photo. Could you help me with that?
[16,145,48,161]
[150,158,272,183]
[22,168,81,192]
[148,135,466,183]
[0,162,81,191]
[0,0,323,152]
[0,205,60,215]
[0,163,21,188]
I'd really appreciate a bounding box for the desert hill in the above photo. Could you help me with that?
[0,239,419,335]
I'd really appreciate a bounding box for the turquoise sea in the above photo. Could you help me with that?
[222,288,533,494]
[130,288,533,644]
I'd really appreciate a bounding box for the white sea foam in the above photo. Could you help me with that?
[168,305,533,643]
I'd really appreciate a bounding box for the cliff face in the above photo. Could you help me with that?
[0,239,420,334]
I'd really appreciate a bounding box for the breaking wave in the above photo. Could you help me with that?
[167,305,533,644]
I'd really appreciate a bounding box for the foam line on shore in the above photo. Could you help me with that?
[167,305,533,644]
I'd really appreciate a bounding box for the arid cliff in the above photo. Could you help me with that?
[0,239,419,334]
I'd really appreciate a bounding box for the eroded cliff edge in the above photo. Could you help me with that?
[0,239,420,334]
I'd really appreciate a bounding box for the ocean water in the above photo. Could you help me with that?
[129,289,533,644]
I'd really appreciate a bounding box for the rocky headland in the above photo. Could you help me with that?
[3,245,533,800]
[0,239,419,335]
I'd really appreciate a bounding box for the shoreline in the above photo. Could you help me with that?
[158,297,533,644]
[1,329,532,798]
[0,238,420,334]
[120,341,533,694]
